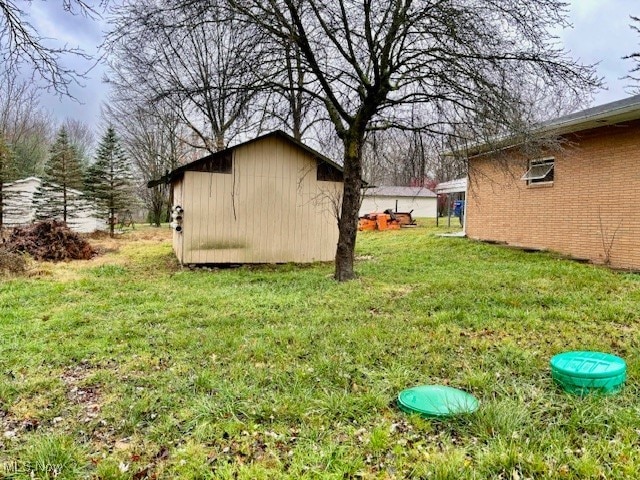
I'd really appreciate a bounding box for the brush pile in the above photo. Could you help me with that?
[5,220,95,261]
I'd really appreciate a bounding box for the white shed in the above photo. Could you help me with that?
[163,131,344,264]
[3,177,106,233]
[359,186,437,217]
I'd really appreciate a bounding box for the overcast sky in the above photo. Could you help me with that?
[26,1,640,128]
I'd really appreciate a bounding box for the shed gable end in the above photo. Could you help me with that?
[317,159,344,182]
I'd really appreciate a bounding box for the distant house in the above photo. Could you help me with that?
[463,94,640,270]
[3,177,106,233]
[163,131,344,264]
[359,186,437,217]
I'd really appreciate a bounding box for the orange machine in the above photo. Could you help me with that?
[358,213,401,231]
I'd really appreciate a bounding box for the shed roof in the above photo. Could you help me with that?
[150,130,343,187]
[364,186,436,198]
[435,178,467,194]
[465,94,640,157]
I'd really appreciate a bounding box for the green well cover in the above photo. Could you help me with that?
[550,351,626,379]
[398,385,479,418]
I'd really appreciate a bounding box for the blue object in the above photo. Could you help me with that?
[453,200,465,217]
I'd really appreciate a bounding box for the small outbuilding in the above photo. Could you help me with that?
[463,94,640,270]
[359,186,437,217]
[163,131,344,264]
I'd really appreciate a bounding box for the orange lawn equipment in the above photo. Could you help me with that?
[358,212,402,231]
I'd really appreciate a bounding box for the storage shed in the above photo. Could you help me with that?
[359,186,437,217]
[164,131,344,264]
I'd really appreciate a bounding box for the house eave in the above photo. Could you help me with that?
[463,94,640,158]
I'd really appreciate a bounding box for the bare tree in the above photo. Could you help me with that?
[0,133,17,232]
[0,70,52,176]
[104,99,191,226]
[0,1,104,96]
[107,1,599,280]
[259,38,322,140]
[217,0,600,280]
[625,16,640,92]
[106,2,261,153]
[362,129,431,186]
[61,118,94,167]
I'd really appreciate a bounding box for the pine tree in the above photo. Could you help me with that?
[0,134,20,232]
[86,127,134,237]
[33,127,87,226]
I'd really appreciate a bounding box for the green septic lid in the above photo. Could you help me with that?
[550,351,626,379]
[397,385,479,417]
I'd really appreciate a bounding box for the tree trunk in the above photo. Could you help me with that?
[215,134,225,152]
[334,134,363,281]
[109,207,115,238]
[0,180,4,234]
[63,185,68,223]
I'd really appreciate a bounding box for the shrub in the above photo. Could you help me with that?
[0,246,27,276]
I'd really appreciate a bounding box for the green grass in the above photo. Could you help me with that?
[1,221,640,479]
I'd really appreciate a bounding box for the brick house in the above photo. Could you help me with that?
[464,95,640,270]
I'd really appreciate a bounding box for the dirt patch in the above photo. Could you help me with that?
[1,408,41,445]
[123,227,172,242]
[62,364,102,424]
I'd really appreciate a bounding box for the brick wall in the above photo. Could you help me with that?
[466,119,640,270]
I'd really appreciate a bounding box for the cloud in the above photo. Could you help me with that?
[21,2,107,127]
[18,0,640,130]
[561,0,637,101]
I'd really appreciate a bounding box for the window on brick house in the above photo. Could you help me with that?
[521,158,554,184]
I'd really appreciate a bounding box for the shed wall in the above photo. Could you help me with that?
[359,196,437,217]
[172,178,184,262]
[466,120,640,269]
[178,136,341,263]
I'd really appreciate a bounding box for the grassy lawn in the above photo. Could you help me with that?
[1,222,640,479]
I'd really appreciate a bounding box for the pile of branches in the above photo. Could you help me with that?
[5,220,95,261]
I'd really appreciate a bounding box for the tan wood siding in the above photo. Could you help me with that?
[179,136,341,264]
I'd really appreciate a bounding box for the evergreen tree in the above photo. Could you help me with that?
[33,126,87,226]
[86,127,134,237]
[0,134,20,232]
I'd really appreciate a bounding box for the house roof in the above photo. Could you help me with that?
[435,178,467,194]
[465,94,640,157]
[538,94,640,135]
[151,130,344,187]
[364,186,436,198]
